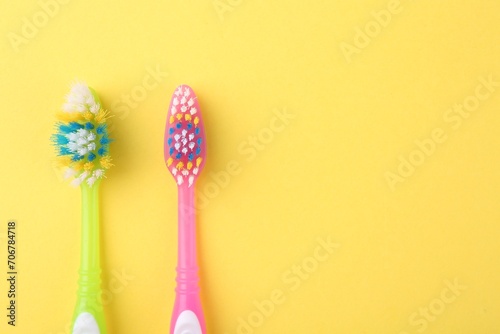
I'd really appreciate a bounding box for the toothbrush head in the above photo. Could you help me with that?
[164,85,206,187]
[51,82,113,187]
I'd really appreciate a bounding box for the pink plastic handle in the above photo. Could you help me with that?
[170,184,206,334]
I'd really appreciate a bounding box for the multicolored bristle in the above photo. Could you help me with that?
[52,82,113,187]
[164,85,206,187]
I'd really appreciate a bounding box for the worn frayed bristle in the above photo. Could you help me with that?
[83,162,94,171]
[55,111,83,122]
[100,156,113,169]
[52,82,113,186]
[95,109,111,124]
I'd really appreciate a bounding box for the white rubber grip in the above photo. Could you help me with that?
[173,310,202,334]
[73,312,100,334]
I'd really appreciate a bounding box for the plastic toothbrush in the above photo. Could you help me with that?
[52,82,113,334]
[164,85,207,334]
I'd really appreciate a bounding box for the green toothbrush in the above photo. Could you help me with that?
[51,82,113,334]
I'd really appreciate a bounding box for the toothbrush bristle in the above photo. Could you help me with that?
[164,85,206,187]
[51,82,113,186]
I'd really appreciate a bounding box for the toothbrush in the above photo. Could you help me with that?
[164,85,207,334]
[52,82,113,334]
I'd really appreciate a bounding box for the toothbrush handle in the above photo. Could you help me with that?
[170,185,206,334]
[72,182,107,334]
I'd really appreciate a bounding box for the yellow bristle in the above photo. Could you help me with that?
[100,156,113,169]
[83,111,93,121]
[196,157,202,167]
[55,111,82,123]
[54,156,71,167]
[176,162,184,170]
[84,162,94,171]
[167,157,173,167]
[194,117,199,126]
[176,113,183,121]
[95,109,111,124]
[187,162,193,170]
[185,114,191,121]
[170,116,175,124]
[72,161,84,171]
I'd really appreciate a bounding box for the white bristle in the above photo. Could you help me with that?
[181,138,188,146]
[188,134,194,141]
[181,148,188,154]
[188,176,194,187]
[64,168,77,179]
[66,133,78,141]
[184,88,190,97]
[77,137,88,146]
[193,167,198,175]
[181,106,187,113]
[71,177,83,187]
[189,107,197,115]
[87,132,96,141]
[174,143,181,150]
[94,169,105,178]
[187,98,194,107]
[87,142,96,151]
[90,103,100,114]
[174,134,181,142]
[62,82,98,113]
[86,176,97,186]
[188,142,195,150]
[172,167,177,176]
[177,175,183,185]
[76,129,88,137]
[77,147,88,156]
[173,97,179,106]
[62,103,75,112]
[181,130,187,137]
[171,106,177,115]
[67,142,79,152]
[70,171,88,187]
[182,170,189,176]
[181,97,187,105]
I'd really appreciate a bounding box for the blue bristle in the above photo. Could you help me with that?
[176,123,182,129]
[58,124,73,133]
[167,137,173,146]
[197,138,202,145]
[54,134,69,145]
[88,152,96,161]
[188,153,193,161]
[195,128,200,135]
[169,147,175,155]
[85,122,94,130]
[72,154,84,162]
[196,147,201,155]
[57,121,83,133]
[96,124,107,135]
[69,122,84,131]
[169,128,175,135]
[100,136,111,145]
[59,147,71,155]
[176,152,182,159]
[187,123,192,130]
[98,147,107,156]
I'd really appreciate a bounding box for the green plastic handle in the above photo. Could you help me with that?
[71,181,107,334]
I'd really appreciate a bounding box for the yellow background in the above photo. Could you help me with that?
[1,0,499,333]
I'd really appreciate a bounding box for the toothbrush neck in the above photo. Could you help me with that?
[177,185,197,269]
[79,182,102,289]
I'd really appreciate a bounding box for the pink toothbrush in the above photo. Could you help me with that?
[164,85,207,334]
